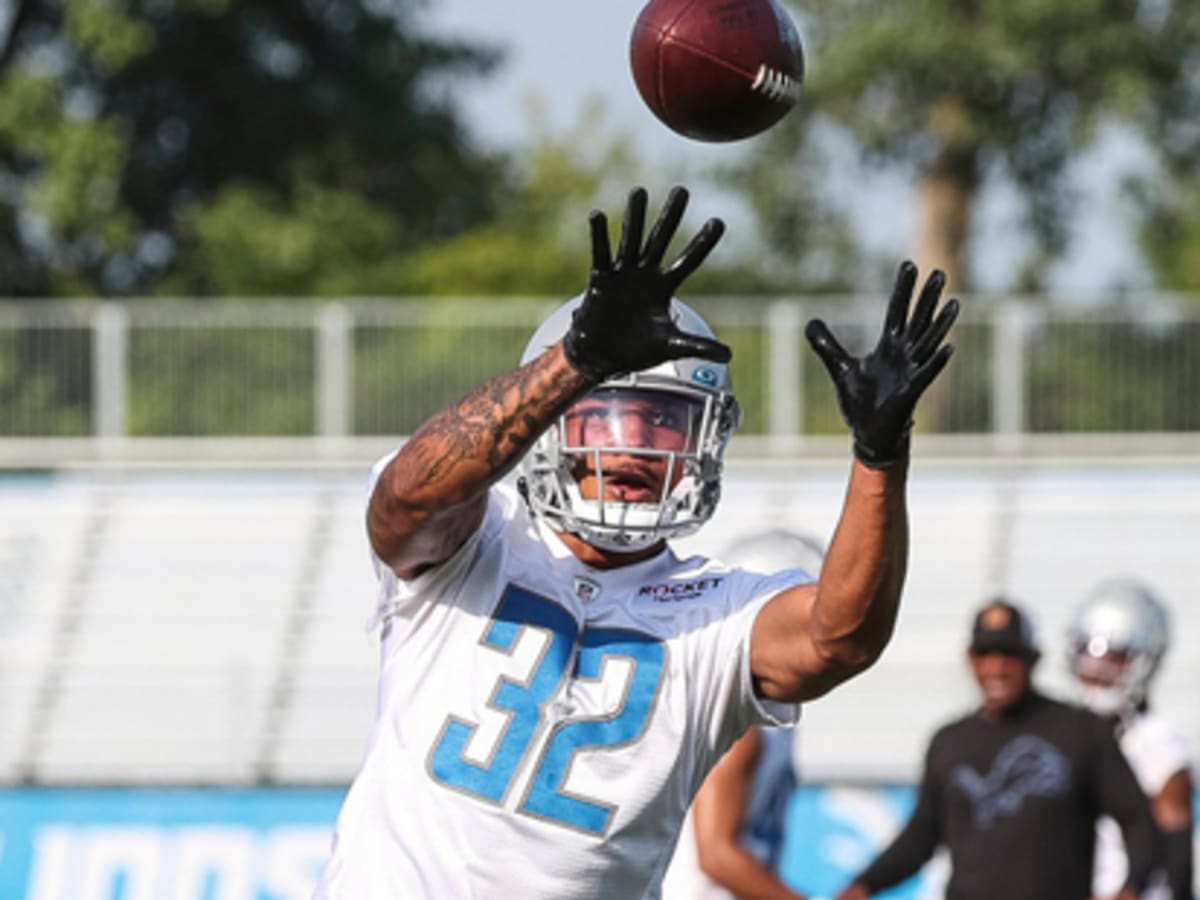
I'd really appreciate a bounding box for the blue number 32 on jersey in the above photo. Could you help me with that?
[428,584,667,836]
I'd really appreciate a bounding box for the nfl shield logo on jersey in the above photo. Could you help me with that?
[573,576,601,602]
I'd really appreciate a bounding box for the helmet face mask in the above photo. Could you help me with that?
[518,297,740,552]
[1066,580,1169,719]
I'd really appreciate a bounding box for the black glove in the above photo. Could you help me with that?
[564,185,730,383]
[806,260,959,468]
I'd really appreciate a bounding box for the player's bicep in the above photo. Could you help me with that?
[1153,767,1195,832]
[368,476,488,580]
[750,582,837,703]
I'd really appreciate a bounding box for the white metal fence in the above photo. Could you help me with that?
[2,296,1199,464]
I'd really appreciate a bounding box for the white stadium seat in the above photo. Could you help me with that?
[0,460,1196,785]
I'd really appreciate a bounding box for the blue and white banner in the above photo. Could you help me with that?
[0,786,1194,898]
[781,785,945,899]
[0,789,342,900]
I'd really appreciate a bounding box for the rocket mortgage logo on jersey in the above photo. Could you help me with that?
[638,578,724,602]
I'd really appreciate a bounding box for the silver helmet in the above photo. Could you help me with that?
[517,295,741,552]
[1066,578,1170,718]
[722,529,825,577]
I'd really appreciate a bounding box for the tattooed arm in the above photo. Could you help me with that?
[368,342,590,580]
[369,186,729,580]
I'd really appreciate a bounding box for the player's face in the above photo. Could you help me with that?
[968,650,1033,715]
[1072,642,1129,688]
[563,388,702,504]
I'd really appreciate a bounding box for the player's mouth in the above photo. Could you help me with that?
[601,468,662,503]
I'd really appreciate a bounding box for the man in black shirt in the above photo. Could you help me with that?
[836,599,1161,900]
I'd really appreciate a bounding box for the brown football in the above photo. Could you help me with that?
[630,0,805,142]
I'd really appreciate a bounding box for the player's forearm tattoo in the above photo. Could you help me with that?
[390,345,589,506]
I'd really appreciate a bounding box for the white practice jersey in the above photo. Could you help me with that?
[660,719,800,899]
[660,806,731,900]
[314,476,809,900]
[1093,710,1193,900]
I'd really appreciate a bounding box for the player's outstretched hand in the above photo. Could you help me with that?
[564,185,730,383]
[806,260,959,467]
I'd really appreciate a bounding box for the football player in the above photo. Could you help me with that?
[836,599,1160,900]
[1068,579,1195,900]
[313,185,959,898]
[662,530,825,900]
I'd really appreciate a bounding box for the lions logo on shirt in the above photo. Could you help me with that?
[951,735,1071,828]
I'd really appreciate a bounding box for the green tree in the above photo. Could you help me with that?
[718,116,861,293]
[1133,174,1200,293]
[396,98,634,298]
[398,96,794,298]
[0,0,509,296]
[755,0,1200,292]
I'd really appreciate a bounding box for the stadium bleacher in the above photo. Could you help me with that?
[0,459,1196,787]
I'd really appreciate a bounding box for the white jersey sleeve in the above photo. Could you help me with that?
[1092,710,1193,900]
[663,566,807,766]
[659,807,735,900]
[1120,711,1192,796]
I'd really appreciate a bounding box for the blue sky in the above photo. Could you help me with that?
[425,0,1153,295]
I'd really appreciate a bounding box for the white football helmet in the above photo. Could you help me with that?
[722,529,825,577]
[517,295,741,552]
[1065,578,1170,718]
